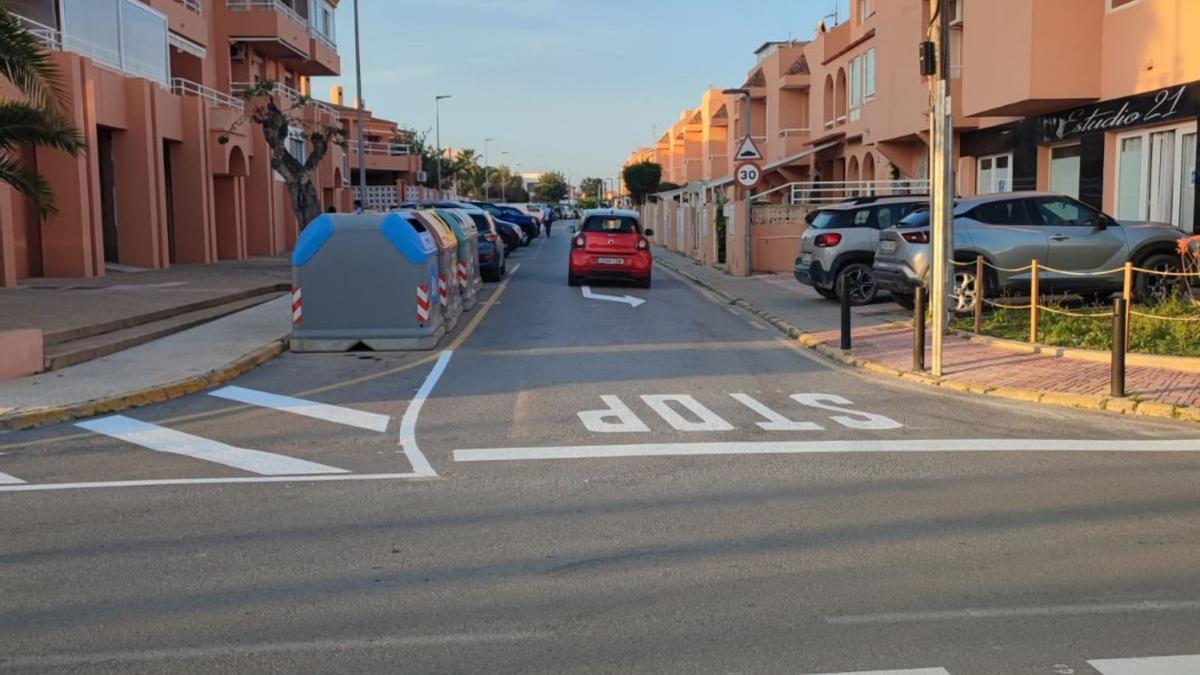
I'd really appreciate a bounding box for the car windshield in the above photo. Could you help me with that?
[582,216,638,234]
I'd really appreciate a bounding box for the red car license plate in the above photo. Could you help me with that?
[597,257,625,265]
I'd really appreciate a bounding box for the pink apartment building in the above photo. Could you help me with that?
[630,0,1200,240]
[0,0,419,288]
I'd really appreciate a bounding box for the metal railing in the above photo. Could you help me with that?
[13,14,61,51]
[175,0,202,14]
[226,0,305,27]
[753,179,930,205]
[172,78,244,112]
[231,81,340,121]
[309,26,336,49]
[349,141,413,156]
[14,9,169,88]
[778,128,811,137]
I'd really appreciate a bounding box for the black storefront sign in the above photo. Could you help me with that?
[1039,83,1200,143]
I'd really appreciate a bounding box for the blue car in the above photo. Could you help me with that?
[469,202,539,242]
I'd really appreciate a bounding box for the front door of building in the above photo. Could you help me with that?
[1116,122,1197,231]
[97,127,119,264]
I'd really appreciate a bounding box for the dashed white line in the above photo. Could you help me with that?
[398,350,452,477]
[803,669,950,675]
[826,599,1200,625]
[75,416,348,476]
[453,438,1200,462]
[209,386,391,432]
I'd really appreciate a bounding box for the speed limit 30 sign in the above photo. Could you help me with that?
[736,162,762,189]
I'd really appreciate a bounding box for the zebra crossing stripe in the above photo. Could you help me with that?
[209,386,391,432]
[76,416,349,476]
[1089,655,1200,675]
[0,470,26,485]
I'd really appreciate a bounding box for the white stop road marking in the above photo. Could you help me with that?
[577,393,902,433]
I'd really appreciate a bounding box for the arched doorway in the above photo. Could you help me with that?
[823,75,834,128]
[835,69,847,123]
[847,155,860,197]
[862,152,876,194]
[215,145,249,260]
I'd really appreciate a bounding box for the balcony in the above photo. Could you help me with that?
[14,1,170,87]
[348,142,420,174]
[225,0,310,59]
[231,81,340,124]
[300,26,340,76]
[144,0,207,47]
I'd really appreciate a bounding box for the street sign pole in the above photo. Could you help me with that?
[929,0,954,377]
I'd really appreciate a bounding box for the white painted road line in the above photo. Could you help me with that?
[826,599,1200,625]
[802,669,950,675]
[0,473,427,493]
[0,470,25,485]
[398,350,452,477]
[582,285,646,308]
[453,438,1200,462]
[1089,655,1200,675]
[75,416,348,476]
[209,385,391,433]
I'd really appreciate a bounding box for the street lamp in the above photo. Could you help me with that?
[722,87,753,276]
[483,137,494,201]
[352,0,367,209]
[435,94,451,196]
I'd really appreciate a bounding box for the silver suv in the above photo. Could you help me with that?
[874,192,1185,311]
[793,196,926,305]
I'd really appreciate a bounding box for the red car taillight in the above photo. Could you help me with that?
[637,238,648,250]
[901,231,930,244]
[573,236,586,248]
[814,232,842,247]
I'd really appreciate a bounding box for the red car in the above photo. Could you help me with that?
[568,210,654,288]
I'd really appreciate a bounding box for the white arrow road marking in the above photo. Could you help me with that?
[209,386,391,433]
[453,438,1200,462]
[582,285,646,308]
[76,416,348,476]
[1089,655,1200,675]
[0,470,25,485]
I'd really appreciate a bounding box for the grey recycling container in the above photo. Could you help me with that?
[290,212,444,352]
[434,208,481,312]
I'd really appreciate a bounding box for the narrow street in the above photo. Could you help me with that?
[2,228,1199,674]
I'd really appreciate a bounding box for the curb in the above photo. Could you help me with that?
[655,256,1198,425]
[0,340,287,432]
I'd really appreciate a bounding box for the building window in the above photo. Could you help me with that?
[948,0,963,25]
[849,56,862,110]
[977,153,1012,194]
[864,49,876,100]
[1115,122,1198,230]
[287,127,307,163]
[858,0,873,21]
[1050,145,1081,200]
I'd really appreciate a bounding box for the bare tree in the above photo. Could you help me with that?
[221,81,344,228]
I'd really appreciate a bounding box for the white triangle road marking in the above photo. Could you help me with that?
[0,470,25,485]
[209,386,390,433]
[76,416,348,476]
[1089,655,1200,675]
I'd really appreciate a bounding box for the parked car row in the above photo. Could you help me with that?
[794,191,1185,312]
[398,200,534,282]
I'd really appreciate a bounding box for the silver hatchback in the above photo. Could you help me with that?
[874,192,1186,311]
[793,196,926,305]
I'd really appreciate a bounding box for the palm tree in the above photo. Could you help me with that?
[0,3,85,216]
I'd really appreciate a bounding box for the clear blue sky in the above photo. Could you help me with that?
[330,0,848,184]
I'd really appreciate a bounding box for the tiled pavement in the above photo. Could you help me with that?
[653,247,1200,412]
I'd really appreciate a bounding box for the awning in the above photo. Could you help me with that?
[169,31,207,59]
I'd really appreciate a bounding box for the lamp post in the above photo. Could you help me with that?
[435,94,451,197]
[352,0,366,208]
[483,137,494,201]
[722,87,753,276]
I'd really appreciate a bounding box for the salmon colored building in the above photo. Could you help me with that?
[629,0,1200,273]
[0,0,411,288]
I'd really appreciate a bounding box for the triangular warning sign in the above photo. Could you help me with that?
[735,137,763,161]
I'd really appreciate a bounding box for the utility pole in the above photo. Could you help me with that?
[484,137,494,201]
[352,0,366,209]
[435,94,451,197]
[927,0,954,376]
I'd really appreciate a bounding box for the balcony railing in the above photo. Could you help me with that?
[349,142,414,156]
[753,180,931,205]
[778,128,810,137]
[309,26,336,49]
[172,78,245,112]
[230,81,340,121]
[226,0,305,27]
[14,3,169,88]
[175,0,202,14]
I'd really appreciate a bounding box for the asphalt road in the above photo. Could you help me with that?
[2,223,1199,674]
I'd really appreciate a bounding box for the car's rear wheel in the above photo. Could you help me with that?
[1134,253,1184,302]
[638,276,652,289]
[893,293,915,310]
[814,286,839,300]
[836,263,877,306]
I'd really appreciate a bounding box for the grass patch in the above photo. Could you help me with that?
[951,296,1200,358]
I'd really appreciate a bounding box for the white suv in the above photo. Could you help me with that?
[793,196,927,305]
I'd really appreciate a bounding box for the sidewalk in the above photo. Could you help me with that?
[0,296,291,430]
[0,257,290,339]
[654,247,1200,422]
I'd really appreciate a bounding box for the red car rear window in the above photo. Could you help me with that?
[582,216,638,234]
